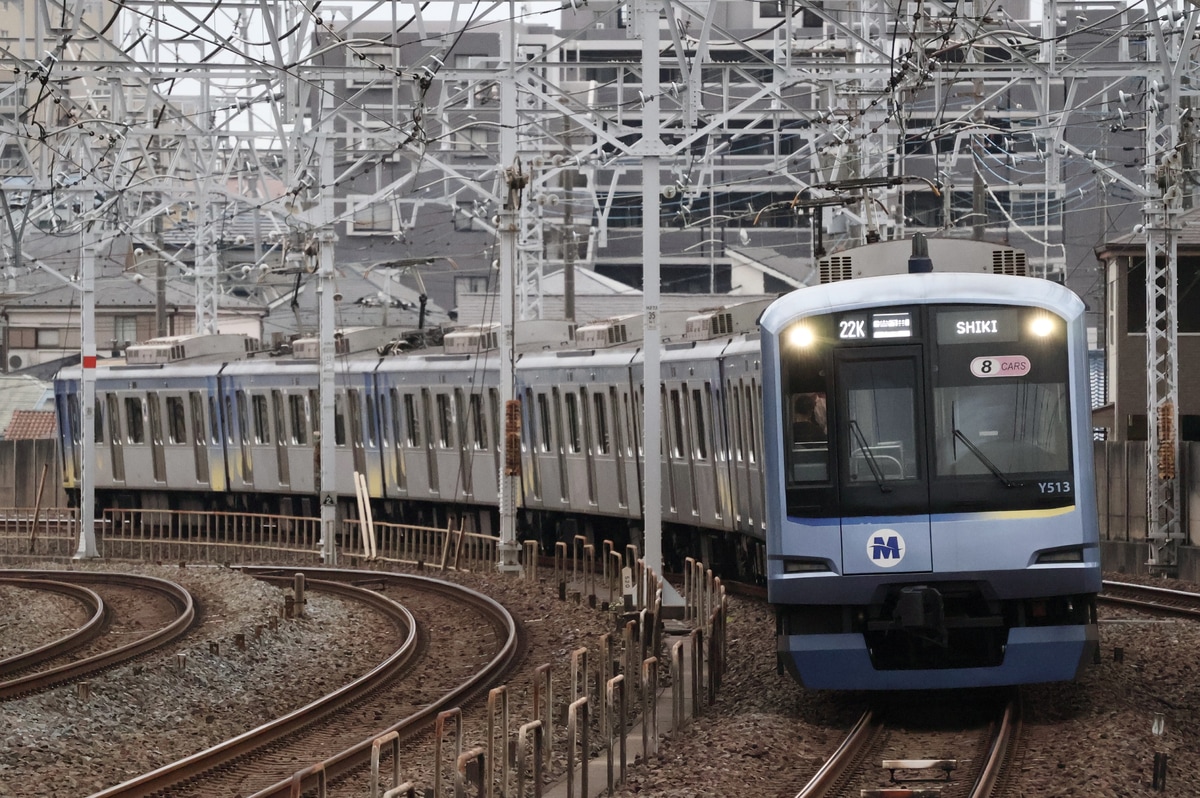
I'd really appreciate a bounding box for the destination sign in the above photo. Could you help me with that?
[936,308,1019,343]
[872,312,913,339]
[837,312,913,340]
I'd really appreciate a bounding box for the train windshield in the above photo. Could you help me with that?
[782,303,1075,517]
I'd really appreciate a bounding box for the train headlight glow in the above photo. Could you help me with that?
[787,324,816,348]
[1030,315,1055,337]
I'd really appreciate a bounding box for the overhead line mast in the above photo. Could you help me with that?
[1142,0,1197,573]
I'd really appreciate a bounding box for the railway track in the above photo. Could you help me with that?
[793,692,1019,798]
[1099,579,1200,618]
[0,570,194,699]
[88,567,522,798]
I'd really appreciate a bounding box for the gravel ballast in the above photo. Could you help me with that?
[2,563,1198,797]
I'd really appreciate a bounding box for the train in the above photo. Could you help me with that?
[54,235,1101,691]
[761,238,1101,689]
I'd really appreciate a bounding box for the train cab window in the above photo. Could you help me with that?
[125,397,145,444]
[166,396,187,444]
[841,358,919,486]
[289,394,308,445]
[565,392,581,453]
[594,392,610,455]
[252,394,270,444]
[929,304,1074,510]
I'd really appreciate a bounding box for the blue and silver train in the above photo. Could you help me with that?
[53,235,1100,691]
[761,238,1100,689]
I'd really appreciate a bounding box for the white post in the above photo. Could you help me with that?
[496,3,522,574]
[75,225,98,558]
[634,0,681,606]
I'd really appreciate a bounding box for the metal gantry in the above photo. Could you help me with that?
[0,0,1192,562]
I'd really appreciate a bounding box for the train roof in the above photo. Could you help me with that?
[816,237,1028,281]
[759,271,1084,334]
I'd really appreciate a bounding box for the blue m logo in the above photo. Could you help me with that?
[871,535,901,560]
[865,529,906,568]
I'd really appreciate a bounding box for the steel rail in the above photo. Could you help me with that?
[0,570,194,699]
[793,710,879,798]
[240,567,523,798]
[1100,580,1200,619]
[87,575,418,798]
[970,694,1021,798]
[0,578,106,677]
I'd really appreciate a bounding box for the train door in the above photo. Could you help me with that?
[421,389,439,494]
[552,388,569,503]
[272,390,290,487]
[488,388,502,493]
[107,393,125,483]
[608,386,628,509]
[346,389,367,478]
[387,388,407,493]
[663,385,679,514]
[189,392,209,484]
[834,346,933,575]
[235,389,254,483]
[523,387,542,502]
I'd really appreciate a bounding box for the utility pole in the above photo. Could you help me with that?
[633,0,681,606]
[315,89,338,566]
[496,4,523,574]
[75,221,98,558]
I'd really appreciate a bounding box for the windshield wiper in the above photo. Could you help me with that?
[953,429,1020,488]
[849,420,892,493]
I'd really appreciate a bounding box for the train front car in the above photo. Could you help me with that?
[761,266,1100,691]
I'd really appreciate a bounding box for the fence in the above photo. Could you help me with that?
[0,507,79,559]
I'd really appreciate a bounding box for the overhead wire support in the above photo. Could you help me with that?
[1142,0,1198,574]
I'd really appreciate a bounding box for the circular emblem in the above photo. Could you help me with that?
[867,529,906,568]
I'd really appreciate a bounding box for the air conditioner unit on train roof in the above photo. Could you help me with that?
[444,324,500,355]
[124,333,256,365]
[574,310,691,349]
[684,298,774,341]
[291,326,400,359]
